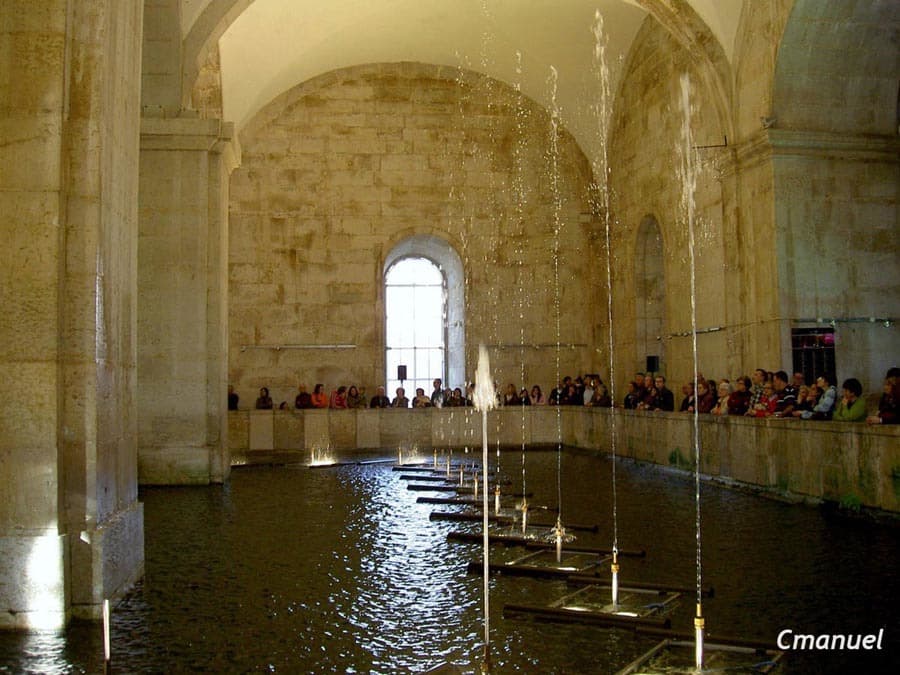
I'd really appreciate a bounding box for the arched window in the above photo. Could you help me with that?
[385,258,444,397]
[384,235,465,398]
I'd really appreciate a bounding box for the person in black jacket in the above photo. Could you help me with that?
[369,385,391,408]
[650,375,675,411]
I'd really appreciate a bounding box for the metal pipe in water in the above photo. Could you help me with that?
[611,553,619,607]
[481,409,491,672]
[695,606,705,669]
[103,598,111,672]
[555,517,563,563]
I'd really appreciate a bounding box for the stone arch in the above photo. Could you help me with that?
[773,0,899,135]
[182,0,252,110]
[229,61,597,398]
[384,235,465,389]
[634,215,666,374]
[629,0,735,142]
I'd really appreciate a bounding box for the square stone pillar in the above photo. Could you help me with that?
[0,0,145,627]
[138,116,238,485]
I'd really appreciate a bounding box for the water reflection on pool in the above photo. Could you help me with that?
[0,449,897,673]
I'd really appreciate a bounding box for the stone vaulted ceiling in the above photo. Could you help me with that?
[181,0,745,161]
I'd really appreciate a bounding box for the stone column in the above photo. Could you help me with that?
[0,0,145,628]
[138,116,237,484]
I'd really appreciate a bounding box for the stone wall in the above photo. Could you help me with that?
[229,407,900,514]
[608,17,731,392]
[228,63,600,406]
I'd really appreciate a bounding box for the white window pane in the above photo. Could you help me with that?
[386,349,402,373]
[386,287,415,319]
[386,257,442,285]
[415,287,444,319]
[417,318,442,347]
[430,349,445,378]
[385,256,447,388]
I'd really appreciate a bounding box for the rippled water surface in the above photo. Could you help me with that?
[1,449,897,673]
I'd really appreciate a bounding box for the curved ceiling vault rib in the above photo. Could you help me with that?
[179,0,737,160]
[633,0,735,142]
[182,0,252,110]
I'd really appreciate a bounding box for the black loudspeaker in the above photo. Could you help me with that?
[397,365,407,381]
[646,355,659,373]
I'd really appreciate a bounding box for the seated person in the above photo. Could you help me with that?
[228,385,239,410]
[646,375,674,411]
[295,384,312,409]
[771,370,797,417]
[392,387,409,408]
[832,378,867,422]
[868,373,899,425]
[446,387,465,407]
[329,385,348,409]
[623,381,642,409]
[679,382,695,412]
[413,387,432,408]
[503,384,520,406]
[255,387,273,410]
[346,385,365,409]
[711,380,732,415]
[801,374,837,419]
[749,382,777,417]
[369,386,391,408]
[310,384,329,408]
[791,384,818,417]
[727,377,751,416]
[529,385,545,405]
[549,376,572,405]
[519,388,532,405]
[587,381,612,407]
[694,379,716,414]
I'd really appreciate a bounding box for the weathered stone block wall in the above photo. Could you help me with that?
[608,18,731,394]
[773,148,898,388]
[228,63,600,408]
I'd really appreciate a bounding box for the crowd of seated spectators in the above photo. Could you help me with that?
[228,366,899,425]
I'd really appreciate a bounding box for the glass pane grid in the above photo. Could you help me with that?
[385,258,446,389]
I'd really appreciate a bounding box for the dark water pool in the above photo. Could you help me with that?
[1,449,897,673]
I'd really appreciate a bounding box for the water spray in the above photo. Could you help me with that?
[473,344,496,674]
[680,71,705,671]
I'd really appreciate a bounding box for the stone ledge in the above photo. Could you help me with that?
[223,408,900,512]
